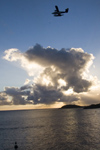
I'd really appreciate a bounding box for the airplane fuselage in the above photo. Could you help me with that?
[52,12,63,16]
[52,11,66,16]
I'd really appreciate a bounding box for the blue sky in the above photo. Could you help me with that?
[1,0,100,52]
[0,0,100,110]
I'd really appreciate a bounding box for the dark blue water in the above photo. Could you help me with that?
[0,108,100,150]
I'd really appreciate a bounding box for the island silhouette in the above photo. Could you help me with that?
[60,103,100,109]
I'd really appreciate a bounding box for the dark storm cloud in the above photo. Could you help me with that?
[27,84,80,105]
[0,93,11,105]
[2,87,32,105]
[25,44,93,93]
[27,84,63,104]
[66,75,91,93]
[2,44,95,105]
[5,87,30,96]
[0,93,7,101]
[25,44,91,70]
[20,84,32,91]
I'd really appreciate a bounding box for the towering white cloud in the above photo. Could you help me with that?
[1,44,99,106]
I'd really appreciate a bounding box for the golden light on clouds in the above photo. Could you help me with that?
[58,79,66,87]
[63,88,74,95]
[1,44,100,110]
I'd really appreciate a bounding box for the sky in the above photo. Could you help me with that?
[0,0,100,110]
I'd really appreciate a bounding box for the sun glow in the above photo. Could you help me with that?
[41,75,54,86]
[21,57,44,76]
[63,88,74,95]
[58,79,66,87]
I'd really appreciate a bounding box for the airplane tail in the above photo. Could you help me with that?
[65,8,69,13]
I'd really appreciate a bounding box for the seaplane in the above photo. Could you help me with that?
[52,5,69,17]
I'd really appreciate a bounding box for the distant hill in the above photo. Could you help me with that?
[61,103,100,109]
[61,104,82,109]
[83,103,100,109]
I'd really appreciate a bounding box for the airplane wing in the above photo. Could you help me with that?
[55,5,59,12]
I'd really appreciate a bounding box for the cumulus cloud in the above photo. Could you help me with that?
[2,44,99,106]
[24,79,31,85]
[0,87,33,105]
[0,93,11,105]
[25,44,93,92]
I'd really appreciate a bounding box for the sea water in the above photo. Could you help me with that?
[0,108,100,150]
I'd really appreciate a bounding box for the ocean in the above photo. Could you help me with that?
[0,108,100,150]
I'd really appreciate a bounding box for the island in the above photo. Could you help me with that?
[83,103,100,109]
[60,104,100,109]
[61,104,83,109]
